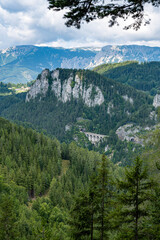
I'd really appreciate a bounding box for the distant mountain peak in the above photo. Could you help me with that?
[0,44,160,83]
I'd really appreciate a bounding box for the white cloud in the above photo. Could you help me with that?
[0,0,48,12]
[0,0,160,49]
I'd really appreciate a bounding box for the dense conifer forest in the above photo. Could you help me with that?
[0,117,160,239]
[93,61,160,95]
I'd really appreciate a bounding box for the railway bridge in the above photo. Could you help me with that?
[83,131,107,145]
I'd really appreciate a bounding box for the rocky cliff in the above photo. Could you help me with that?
[153,94,160,108]
[26,69,104,107]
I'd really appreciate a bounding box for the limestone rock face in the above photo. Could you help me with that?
[61,76,73,103]
[72,74,83,99]
[153,94,160,108]
[116,124,143,144]
[51,70,61,100]
[26,69,104,107]
[26,69,49,102]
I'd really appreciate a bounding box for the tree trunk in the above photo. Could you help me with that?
[135,175,139,240]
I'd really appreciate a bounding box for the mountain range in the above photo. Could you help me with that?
[1,45,160,83]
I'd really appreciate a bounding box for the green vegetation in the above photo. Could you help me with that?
[113,157,154,239]
[0,69,154,144]
[0,81,35,96]
[93,61,137,74]
[47,0,159,30]
[0,117,101,239]
[0,68,155,165]
[0,117,160,239]
[93,61,160,95]
[69,133,160,240]
[0,82,13,96]
[7,81,34,94]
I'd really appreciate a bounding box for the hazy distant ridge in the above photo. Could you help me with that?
[0,45,160,83]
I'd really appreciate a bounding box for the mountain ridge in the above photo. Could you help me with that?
[93,61,160,95]
[0,68,154,143]
[1,44,160,83]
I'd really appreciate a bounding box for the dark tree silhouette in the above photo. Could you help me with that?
[47,0,160,30]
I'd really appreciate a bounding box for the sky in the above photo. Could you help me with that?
[0,0,160,50]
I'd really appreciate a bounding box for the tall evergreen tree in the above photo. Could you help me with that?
[70,154,111,240]
[114,157,154,240]
[93,154,111,240]
[70,190,92,240]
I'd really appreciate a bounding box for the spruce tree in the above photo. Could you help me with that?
[93,154,111,240]
[114,157,153,240]
[70,190,92,240]
[70,154,111,240]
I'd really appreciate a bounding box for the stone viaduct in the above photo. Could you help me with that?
[83,132,107,145]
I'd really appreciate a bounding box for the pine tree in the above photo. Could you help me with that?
[114,157,154,240]
[70,154,111,240]
[96,154,111,240]
[70,190,92,240]
[149,186,160,239]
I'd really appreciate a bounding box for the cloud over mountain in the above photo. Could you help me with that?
[0,0,160,49]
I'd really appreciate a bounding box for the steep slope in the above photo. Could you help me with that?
[0,117,100,198]
[93,61,160,95]
[1,45,160,83]
[0,117,62,197]
[0,117,103,239]
[0,69,154,145]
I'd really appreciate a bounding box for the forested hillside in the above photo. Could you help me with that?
[0,117,101,239]
[93,61,160,95]
[0,68,156,165]
[0,69,154,143]
[1,117,160,239]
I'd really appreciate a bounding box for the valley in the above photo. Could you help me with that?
[0,44,160,239]
[0,64,158,165]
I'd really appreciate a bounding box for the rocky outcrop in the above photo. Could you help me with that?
[116,124,143,144]
[153,94,160,108]
[149,111,157,121]
[26,69,49,102]
[26,69,104,107]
